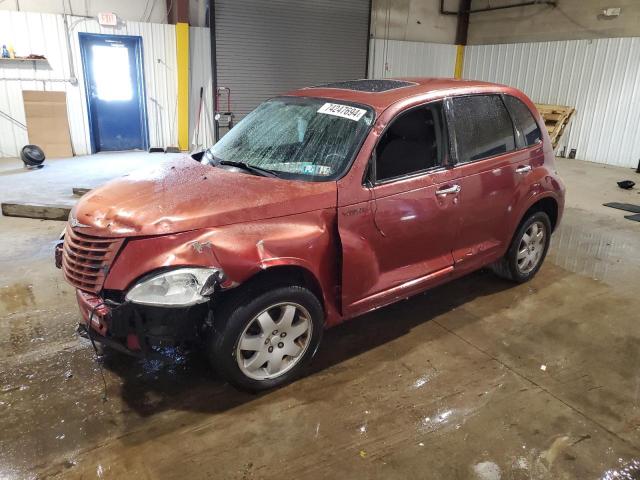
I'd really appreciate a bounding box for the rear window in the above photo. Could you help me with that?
[503,95,542,147]
[450,95,516,164]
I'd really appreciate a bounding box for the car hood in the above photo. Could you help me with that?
[70,157,337,237]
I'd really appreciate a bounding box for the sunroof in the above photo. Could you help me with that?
[313,79,417,93]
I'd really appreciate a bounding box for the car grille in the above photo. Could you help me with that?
[62,227,123,293]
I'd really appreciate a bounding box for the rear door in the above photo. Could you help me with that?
[339,101,461,316]
[446,94,542,270]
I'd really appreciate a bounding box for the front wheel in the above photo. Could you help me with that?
[208,285,324,392]
[491,211,552,283]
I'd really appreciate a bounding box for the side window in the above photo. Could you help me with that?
[503,95,542,147]
[375,102,445,182]
[450,95,516,164]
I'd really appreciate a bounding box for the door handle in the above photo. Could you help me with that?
[516,165,532,174]
[436,184,461,196]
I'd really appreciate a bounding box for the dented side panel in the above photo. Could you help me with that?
[104,208,342,326]
[104,229,224,290]
[206,208,341,326]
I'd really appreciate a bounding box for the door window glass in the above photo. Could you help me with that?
[503,95,542,146]
[450,95,516,164]
[375,102,445,181]
[91,44,132,101]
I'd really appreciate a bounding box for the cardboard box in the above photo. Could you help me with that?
[22,90,73,158]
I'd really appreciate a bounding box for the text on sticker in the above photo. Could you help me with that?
[317,103,366,121]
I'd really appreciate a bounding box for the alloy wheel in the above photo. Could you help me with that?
[236,302,312,380]
[516,220,546,275]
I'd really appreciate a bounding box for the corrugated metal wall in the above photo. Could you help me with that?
[189,26,215,149]
[464,37,640,168]
[0,10,178,158]
[368,39,456,79]
[215,0,370,120]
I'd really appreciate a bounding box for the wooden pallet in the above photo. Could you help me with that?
[534,103,576,149]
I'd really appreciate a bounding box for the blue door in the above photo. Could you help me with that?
[79,33,149,152]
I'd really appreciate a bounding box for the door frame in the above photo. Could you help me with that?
[339,99,461,317]
[78,32,150,153]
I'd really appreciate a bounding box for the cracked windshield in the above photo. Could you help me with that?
[205,97,374,180]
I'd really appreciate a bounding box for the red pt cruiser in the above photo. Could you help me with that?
[56,78,565,391]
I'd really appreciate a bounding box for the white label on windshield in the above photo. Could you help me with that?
[317,103,366,121]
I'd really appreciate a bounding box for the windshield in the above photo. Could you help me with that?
[206,96,375,181]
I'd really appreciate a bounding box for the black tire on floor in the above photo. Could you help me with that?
[491,211,552,283]
[208,284,324,392]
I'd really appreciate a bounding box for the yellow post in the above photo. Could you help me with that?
[176,22,189,151]
[454,45,465,79]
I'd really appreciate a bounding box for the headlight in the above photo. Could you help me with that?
[125,268,223,307]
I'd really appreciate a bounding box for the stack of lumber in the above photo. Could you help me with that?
[534,103,576,149]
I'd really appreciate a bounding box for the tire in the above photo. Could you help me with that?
[208,284,324,392]
[491,211,551,283]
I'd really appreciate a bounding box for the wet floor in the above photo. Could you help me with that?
[1,158,640,479]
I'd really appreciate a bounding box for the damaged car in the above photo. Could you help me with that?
[56,78,565,391]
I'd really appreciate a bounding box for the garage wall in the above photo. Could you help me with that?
[189,26,215,150]
[0,0,168,24]
[464,37,640,168]
[370,0,457,44]
[468,0,640,45]
[368,38,456,78]
[0,10,178,158]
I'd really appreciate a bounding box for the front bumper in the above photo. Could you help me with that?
[75,289,208,355]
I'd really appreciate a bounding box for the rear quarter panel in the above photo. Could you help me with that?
[507,90,566,237]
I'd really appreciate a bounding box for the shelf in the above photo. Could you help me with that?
[0,57,48,64]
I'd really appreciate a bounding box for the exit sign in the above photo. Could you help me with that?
[97,12,118,27]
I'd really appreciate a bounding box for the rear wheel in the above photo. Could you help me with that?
[208,284,324,391]
[491,211,551,283]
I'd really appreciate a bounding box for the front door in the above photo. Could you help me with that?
[79,33,149,152]
[339,101,461,317]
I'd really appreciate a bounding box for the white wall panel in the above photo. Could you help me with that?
[368,38,456,79]
[0,0,168,24]
[0,10,177,157]
[464,37,640,168]
[189,27,214,149]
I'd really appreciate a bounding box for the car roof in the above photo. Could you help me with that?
[286,77,514,114]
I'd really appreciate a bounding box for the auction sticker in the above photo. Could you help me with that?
[317,103,366,121]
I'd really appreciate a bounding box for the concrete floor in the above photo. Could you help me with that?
[0,152,183,207]
[0,156,639,479]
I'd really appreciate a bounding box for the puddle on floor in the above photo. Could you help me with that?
[549,209,640,291]
[0,283,35,312]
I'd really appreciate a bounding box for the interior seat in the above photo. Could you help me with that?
[377,109,436,180]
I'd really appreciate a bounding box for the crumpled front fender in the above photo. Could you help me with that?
[104,208,341,325]
[104,228,224,291]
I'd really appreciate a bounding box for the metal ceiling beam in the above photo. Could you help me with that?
[441,0,557,16]
[455,0,472,45]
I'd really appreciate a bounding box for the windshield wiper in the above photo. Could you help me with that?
[217,160,280,178]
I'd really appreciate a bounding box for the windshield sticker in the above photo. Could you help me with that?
[317,103,367,121]
[300,163,333,176]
